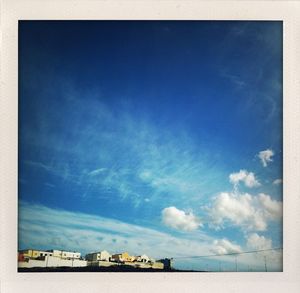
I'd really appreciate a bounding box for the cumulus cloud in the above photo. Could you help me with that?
[258,149,274,167]
[246,233,272,250]
[208,192,282,231]
[162,206,202,231]
[258,193,283,221]
[210,239,242,255]
[273,179,283,185]
[229,170,260,188]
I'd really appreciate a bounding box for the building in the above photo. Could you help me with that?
[47,250,81,259]
[18,248,166,270]
[157,258,173,270]
[111,252,134,262]
[18,248,85,269]
[135,254,150,263]
[85,250,111,262]
[18,255,87,268]
[19,249,81,260]
[19,249,41,259]
[19,249,52,260]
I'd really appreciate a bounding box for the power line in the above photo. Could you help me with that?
[171,247,283,259]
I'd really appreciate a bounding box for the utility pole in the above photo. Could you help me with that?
[264,255,267,272]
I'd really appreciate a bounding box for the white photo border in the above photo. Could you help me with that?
[1,1,300,292]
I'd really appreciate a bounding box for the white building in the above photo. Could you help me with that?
[135,254,150,263]
[39,251,53,257]
[18,255,87,268]
[47,250,81,259]
[85,250,111,262]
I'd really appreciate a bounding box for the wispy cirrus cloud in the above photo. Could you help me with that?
[24,160,53,173]
[18,201,212,260]
[88,168,107,176]
[21,94,223,208]
[24,160,75,182]
[221,71,246,89]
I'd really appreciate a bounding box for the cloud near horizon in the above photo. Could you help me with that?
[19,201,212,259]
[246,233,272,250]
[18,201,282,271]
[210,239,242,255]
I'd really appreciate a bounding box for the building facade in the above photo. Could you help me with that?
[85,250,111,262]
[47,250,81,259]
[135,254,150,263]
[111,252,134,262]
[19,249,53,259]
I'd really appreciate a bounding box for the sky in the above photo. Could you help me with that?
[18,21,283,271]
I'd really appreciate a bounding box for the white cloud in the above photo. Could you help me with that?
[44,182,55,188]
[19,201,211,260]
[258,193,282,221]
[208,192,282,231]
[246,233,272,250]
[88,168,107,176]
[139,170,152,182]
[18,202,282,271]
[162,206,202,231]
[22,93,222,208]
[229,170,260,188]
[273,178,283,185]
[258,149,274,167]
[210,239,242,255]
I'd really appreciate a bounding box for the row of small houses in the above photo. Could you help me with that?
[18,249,172,270]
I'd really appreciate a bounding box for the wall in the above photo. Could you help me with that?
[85,253,98,261]
[124,261,164,269]
[18,259,46,268]
[18,256,87,268]
[88,260,118,267]
[152,262,164,269]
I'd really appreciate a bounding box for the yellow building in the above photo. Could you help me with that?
[111,252,134,262]
[19,249,54,259]
[19,249,40,259]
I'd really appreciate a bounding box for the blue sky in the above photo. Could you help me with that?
[18,21,283,271]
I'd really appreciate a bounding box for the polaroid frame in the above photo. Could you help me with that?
[1,1,300,292]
